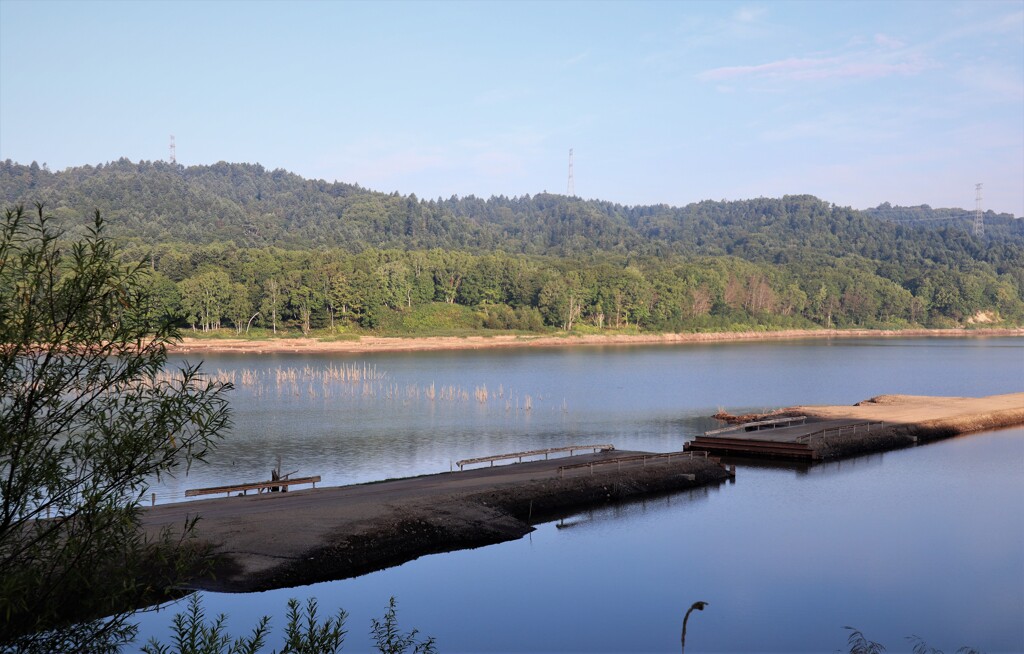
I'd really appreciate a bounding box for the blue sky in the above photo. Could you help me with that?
[2,0,1022,216]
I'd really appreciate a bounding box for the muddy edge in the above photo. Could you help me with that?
[200,458,731,593]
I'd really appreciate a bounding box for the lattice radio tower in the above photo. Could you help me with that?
[169,135,176,164]
[973,183,984,237]
[567,148,575,197]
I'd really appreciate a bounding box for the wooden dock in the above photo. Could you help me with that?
[686,417,884,461]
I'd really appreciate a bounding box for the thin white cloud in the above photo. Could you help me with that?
[561,50,590,67]
[473,86,532,107]
[697,7,1023,88]
[645,7,786,70]
[874,33,905,49]
[759,109,886,144]
[910,8,1024,53]
[954,64,1024,102]
[734,6,766,23]
[698,52,930,82]
[957,8,1024,38]
[997,9,1024,32]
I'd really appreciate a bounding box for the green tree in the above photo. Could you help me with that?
[285,271,322,335]
[377,260,413,310]
[539,271,587,330]
[261,277,283,334]
[430,250,469,305]
[179,270,232,332]
[0,206,232,651]
[810,283,839,328]
[226,282,255,334]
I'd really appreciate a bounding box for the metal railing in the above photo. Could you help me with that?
[704,415,807,436]
[456,444,615,470]
[796,421,885,444]
[557,450,708,478]
[183,475,322,498]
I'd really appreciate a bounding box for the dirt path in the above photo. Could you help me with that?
[170,328,1024,355]
[143,451,731,592]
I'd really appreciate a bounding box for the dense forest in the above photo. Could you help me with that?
[2,159,1022,334]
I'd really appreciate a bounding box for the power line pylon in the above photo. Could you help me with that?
[567,148,575,197]
[974,183,984,237]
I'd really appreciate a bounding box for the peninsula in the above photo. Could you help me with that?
[143,393,1024,594]
[144,450,732,593]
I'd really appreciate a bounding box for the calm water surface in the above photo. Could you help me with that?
[133,338,1023,653]
[152,337,1024,498]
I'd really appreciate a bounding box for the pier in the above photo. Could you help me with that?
[140,393,1024,594]
[143,446,733,593]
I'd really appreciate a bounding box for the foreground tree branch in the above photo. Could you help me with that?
[0,205,232,652]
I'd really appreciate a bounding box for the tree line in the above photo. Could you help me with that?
[128,244,1024,335]
[3,159,1020,263]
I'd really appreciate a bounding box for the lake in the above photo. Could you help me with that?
[133,337,1024,653]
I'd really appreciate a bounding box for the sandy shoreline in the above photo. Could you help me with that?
[170,327,1024,354]
[798,392,1024,427]
[799,393,1024,458]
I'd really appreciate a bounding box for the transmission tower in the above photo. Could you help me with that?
[169,135,176,164]
[974,183,984,237]
[567,148,575,197]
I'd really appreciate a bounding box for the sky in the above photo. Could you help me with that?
[1,0,1022,217]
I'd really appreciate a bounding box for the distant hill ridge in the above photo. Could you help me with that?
[4,158,1023,332]
[1,159,1020,267]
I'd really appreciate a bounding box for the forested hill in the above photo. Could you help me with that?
[4,158,1024,333]
[2,159,1020,268]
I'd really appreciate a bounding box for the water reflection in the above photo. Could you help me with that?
[134,429,1024,654]
[154,337,1024,503]
[133,339,1024,652]
[553,483,722,532]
